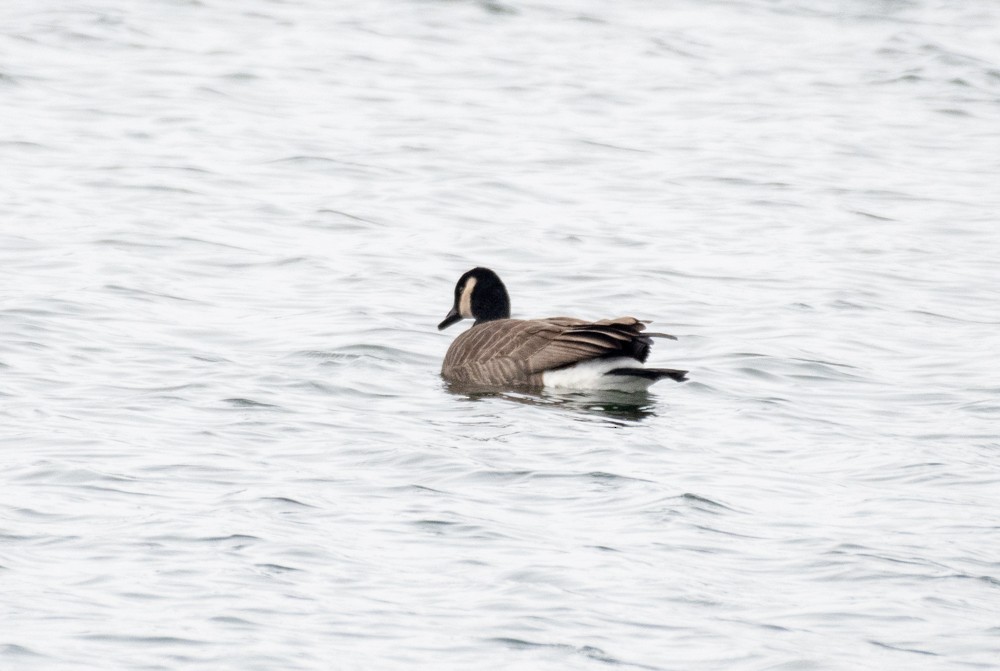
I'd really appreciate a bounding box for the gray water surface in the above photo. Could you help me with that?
[3,1,1000,669]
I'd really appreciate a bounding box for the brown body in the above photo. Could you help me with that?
[442,316,674,387]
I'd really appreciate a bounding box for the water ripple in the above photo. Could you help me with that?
[2,1,999,670]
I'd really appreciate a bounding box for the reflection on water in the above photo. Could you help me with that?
[445,382,658,422]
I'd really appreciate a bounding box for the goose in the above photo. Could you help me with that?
[437,267,687,392]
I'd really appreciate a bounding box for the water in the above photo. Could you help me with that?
[3,1,1000,669]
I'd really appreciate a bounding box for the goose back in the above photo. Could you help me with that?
[441,316,660,387]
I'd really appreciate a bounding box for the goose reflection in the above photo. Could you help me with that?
[443,381,658,423]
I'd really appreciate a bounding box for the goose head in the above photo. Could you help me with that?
[438,267,511,330]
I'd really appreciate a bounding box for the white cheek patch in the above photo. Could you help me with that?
[459,277,477,318]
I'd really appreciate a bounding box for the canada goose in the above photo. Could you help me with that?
[438,268,687,392]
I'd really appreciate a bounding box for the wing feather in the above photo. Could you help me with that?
[442,316,675,386]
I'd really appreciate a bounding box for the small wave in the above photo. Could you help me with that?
[0,644,44,657]
[530,471,654,484]
[80,634,206,646]
[255,563,301,573]
[294,344,431,366]
[869,640,938,656]
[487,638,660,670]
[103,284,199,303]
[259,496,316,508]
[222,397,282,408]
[678,492,737,512]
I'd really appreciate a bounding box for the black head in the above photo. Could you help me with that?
[438,267,511,330]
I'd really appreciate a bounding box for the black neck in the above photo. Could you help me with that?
[470,269,510,324]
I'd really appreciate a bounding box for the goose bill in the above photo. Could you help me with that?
[438,307,462,330]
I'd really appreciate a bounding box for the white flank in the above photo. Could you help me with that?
[541,357,656,392]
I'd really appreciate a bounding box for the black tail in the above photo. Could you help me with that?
[607,367,688,383]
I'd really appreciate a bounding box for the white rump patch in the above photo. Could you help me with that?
[542,357,656,392]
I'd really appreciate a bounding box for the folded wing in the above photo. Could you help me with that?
[442,317,676,386]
